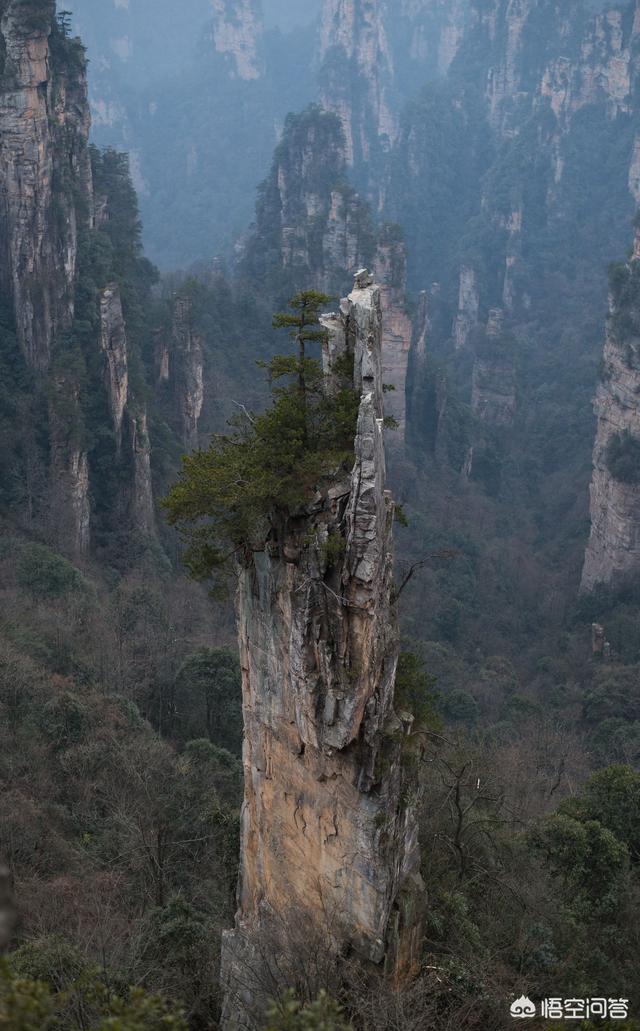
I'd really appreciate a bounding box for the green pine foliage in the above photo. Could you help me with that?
[0,952,187,1030]
[164,291,359,583]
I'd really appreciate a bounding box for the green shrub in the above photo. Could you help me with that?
[16,544,89,598]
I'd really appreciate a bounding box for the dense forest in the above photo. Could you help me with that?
[3,0,640,1028]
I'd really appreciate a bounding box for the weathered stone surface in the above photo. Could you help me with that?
[318,0,472,171]
[471,308,517,427]
[211,0,264,81]
[582,226,640,592]
[244,106,413,446]
[100,284,129,451]
[0,0,92,370]
[128,406,156,537]
[48,376,90,557]
[170,294,204,450]
[453,265,479,350]
[374,238,413,442]
[220,277,423,1029]
[319,0,396,168]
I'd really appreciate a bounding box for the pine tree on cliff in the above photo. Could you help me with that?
[163,290,359,584]
[272,291,335,440]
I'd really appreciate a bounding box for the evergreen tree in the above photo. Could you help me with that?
[163,291,359,585]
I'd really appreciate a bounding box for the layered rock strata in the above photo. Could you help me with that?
[244,106,413,447]
[211,0,264,81]
[165,294,205,450]
[471,308,517,427]
[0,0,92,371]
[220,273,423,1029]
[582,225,640,592]
[99,282,156,537]
[374,237,413,441]
[318,0,396,168]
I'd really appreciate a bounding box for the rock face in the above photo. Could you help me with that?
[0,1,93,552]
[582,226,640,592]
[220,275,423,1030]
[471,309,517,427]
[211,0,264,80]
[318,0,472,174]
[243,106,376,292]
[453,266,480,350]
[319,0,396,169]
[99,282,156,537]
[158,293,205,451]
[0,0,92,371]
[243,106,413,448]
[48,378,91,557]
[101,285,129,451]
[0,3,161,555]
[374,234,413,440]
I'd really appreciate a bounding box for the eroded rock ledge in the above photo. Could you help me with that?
[220,273,423,1029]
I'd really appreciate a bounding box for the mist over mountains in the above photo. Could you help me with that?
[4,0,640,1027]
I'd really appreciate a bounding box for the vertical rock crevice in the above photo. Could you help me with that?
[582,222,640,592]
[220,273,423,1030]
[0,0,92,372]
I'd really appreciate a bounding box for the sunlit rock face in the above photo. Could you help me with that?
[582,225,640,592]
[220,276,424,1030]
[0,0,92,371]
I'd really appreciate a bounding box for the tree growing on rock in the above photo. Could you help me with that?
[163,291,359,585]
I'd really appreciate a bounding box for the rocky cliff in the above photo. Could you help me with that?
[0,0,92,371]
[582,223,640,592]
[471,308,517,428]
[220,273,423,1029]
[155,293,205,451]
[318,0,471,177]
[243,105,413,446]
[100,281,156,538]
[211,0,264,81]
[0,4,159,555]
[318,0,397,170]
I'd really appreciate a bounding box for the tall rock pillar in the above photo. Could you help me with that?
[582,224,640,592]
[220,274,423,1029]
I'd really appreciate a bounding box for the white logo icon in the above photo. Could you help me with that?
[510,996,536,1019]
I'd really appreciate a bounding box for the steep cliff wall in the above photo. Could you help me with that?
[318,0,397,169]
[243,106,413,446]
[220,274,423,1029]
[211,0,264,80]
[374,232,413,440]
[471,309,517,428]
[582,224,640,592]
[0,8,160,556]
[318,0,472,175]
[155,293,205,451]
[0,0,92,371]
[99,281,156,538]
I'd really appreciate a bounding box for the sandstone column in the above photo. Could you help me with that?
[220,272,423,1029]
